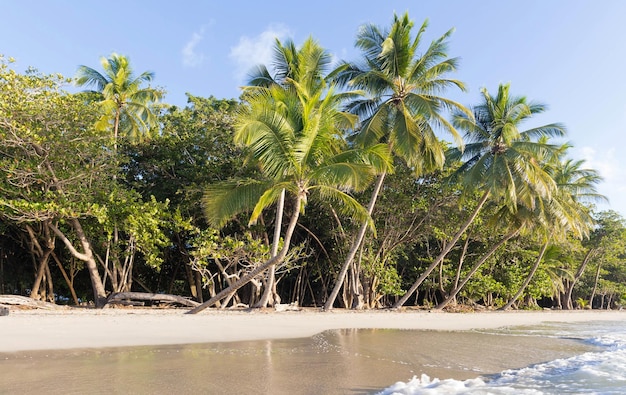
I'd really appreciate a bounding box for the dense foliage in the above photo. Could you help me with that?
[1,13,624,311]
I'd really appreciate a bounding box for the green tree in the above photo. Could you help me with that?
[324,12,468,310]
[0,56,111,305]
[569,210,626,308]
[393,83,566,308]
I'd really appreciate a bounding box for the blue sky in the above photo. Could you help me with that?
[4,1,626,218]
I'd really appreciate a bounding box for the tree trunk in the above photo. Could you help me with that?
[51,252,79,305]
[450,236,471,305]
[324,172,386,310]
[589,261,602,308]
[49,219,107,307]
[25,223,54,301]
[563,248,596,310]
[500,240,550,311]
[187,193,303,314]
[436,229,518,310]
[255,189,285,308]
[393,191,490,309]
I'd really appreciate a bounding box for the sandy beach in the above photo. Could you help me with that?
[1,308,624,394]
[1,307,624,352]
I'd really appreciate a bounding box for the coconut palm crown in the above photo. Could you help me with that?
[335,12,469,174]
[75,53,163,144]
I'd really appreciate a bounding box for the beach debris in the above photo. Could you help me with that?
[0,295,59,310]
[274,302,300,312]
[105,292,200,308]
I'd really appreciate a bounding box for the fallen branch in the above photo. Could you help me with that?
[106,292,200,308]
[0,295,60,310]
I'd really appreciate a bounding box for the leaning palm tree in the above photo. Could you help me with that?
[75,53,163,147]
[501,149,604,310]
[323,12,468,310]
[188,38,390,314]
[242,37,354,307]
[393,83,566,308]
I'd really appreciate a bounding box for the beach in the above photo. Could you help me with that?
[1,308,624,394]
[0,307,624,352]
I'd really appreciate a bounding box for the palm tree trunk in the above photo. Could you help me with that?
[393,191,490,309]
[564,248,596,310]
[436,229,518,310]
[188,193,303,314]
[255,189,285,308]
[451,237,471,305]
[324,172,386,311]
[588,261,602,308]
[500,239,550,310]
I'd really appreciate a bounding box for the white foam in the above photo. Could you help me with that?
[377,321,626,395]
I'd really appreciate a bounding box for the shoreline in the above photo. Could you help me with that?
[1,307,624,352]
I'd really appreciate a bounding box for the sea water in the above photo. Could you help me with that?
[378,320,626,395]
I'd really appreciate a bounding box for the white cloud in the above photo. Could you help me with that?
[182,28,206,68]
[579,146,621,183]
[578,146,626,215]
[229,25,291,84]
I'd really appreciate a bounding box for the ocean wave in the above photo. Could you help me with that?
[377,321,626,395]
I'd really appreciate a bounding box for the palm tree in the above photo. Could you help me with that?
[323,12,468,310]
[434,205,526,310]
[75,53,163,294]
[188,38,389,314]
[393,83,566,308]
[242,37,356,307]
[75,53,163,148]
[537,154,606,309]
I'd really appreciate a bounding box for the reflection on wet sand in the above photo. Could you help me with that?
[0,328,597,394]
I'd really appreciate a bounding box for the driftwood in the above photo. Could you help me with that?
[0,295,60,310]
[106,292,200,308]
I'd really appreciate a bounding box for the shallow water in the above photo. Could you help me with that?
[0,328,594,394]
[379,321,626,395]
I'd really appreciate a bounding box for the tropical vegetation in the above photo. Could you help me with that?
[0,12,624,313]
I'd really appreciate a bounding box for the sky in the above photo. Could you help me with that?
[3,0,626,218]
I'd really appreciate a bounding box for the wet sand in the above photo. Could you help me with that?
[0,328,597,394]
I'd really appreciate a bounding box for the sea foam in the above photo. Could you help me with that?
[377,321,626,395]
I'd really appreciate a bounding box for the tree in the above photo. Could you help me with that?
[124,95,245,301]
[75,53,164,293]
[324,12,468,310]
[0,56,112,305]
[393,83,566,308]
[188,37,388,313]
[567,210,625,309]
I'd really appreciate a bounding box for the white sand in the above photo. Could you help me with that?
[1,308,624,352]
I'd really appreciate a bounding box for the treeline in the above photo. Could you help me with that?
[1,13,625,311]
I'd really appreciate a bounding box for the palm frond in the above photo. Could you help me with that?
[202,179,273,228]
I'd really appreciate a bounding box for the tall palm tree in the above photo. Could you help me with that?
[242,37,355,307]
[393,83,566,308]
[188,38,390,314]
[75,53,163,147]
[323,12,468,310]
